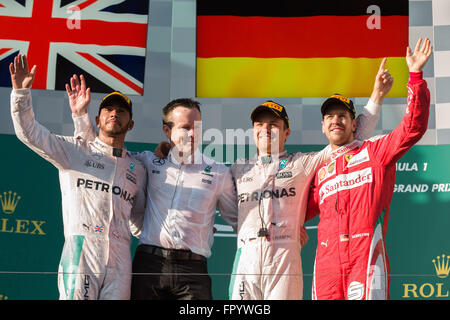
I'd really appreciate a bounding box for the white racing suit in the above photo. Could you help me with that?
[10,89,147,300]
[229,99,381,300]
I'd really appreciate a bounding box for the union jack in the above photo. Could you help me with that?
[0,0,149,95]
[94,225,103,233]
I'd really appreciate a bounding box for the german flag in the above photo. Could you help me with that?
[196,0,409,98]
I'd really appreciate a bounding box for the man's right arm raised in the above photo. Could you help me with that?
[66,74,96,142]
[10,54,73,170]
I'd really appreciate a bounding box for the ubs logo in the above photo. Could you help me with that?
[84,160,105,169]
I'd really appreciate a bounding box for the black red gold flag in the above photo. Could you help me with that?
[196,0,409,98]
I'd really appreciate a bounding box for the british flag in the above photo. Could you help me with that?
[0,0,149,95]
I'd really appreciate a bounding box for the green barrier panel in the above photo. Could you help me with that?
[0,134,448,300]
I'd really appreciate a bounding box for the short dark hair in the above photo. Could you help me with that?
[162,98,201,128]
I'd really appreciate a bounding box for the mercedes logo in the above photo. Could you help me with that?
[152,158,165,166]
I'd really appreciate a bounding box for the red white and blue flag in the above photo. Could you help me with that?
[0,0,149,95]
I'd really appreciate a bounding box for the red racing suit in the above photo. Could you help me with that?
[306,72,430,300]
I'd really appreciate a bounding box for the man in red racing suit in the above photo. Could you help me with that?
[306,38,432,300]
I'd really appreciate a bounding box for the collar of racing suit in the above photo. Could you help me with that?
[168,148,203,166]
[330,140,363,160]
[93,137,128,158]
[255,150,288,165]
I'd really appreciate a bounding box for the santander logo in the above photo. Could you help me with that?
[319,168,373,203]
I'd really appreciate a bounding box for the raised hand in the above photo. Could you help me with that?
[406,38,432,73]
[9,54,36,90]
[65,74,91,116]
[370,57,394,104]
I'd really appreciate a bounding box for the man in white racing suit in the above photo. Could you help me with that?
[229,58,394,300]
[9,55,146,300]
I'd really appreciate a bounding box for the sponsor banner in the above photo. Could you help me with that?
[0,134,449,300]
[401,253,449,299]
